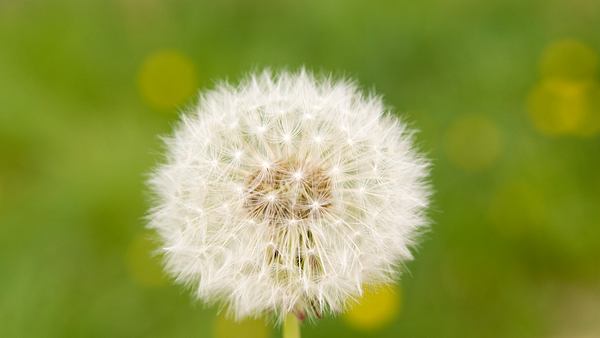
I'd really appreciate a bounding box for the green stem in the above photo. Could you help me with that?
[283,313,300,338]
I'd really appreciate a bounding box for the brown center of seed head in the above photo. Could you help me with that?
[244,159,333,224]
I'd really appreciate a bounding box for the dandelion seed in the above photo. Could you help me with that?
[147,69,430,325]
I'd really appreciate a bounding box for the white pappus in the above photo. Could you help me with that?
[147,69,430,322]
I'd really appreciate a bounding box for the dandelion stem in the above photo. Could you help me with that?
[283,313,300,338]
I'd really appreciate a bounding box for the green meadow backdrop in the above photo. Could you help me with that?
[1,1,599,337]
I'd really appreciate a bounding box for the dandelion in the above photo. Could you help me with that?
[147,69,430,336]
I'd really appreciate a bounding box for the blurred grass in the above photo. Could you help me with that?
[1,0,599,337]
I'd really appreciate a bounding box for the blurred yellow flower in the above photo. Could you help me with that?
[138,50,198,110]
[213,314,271,338]
[529,39,600,137]
[540,39,598,82]
[343,285,401,331]
[528,79,600,136]
[444,115,503,171]
[125,233,166,287]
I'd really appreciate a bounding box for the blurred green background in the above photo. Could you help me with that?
[1,0,599,337]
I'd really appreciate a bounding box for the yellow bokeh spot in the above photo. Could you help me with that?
[213,314,271,338]
[444,115,502,171]
[540,39,599,82]
[344,285,401,331]
[529,39,600,137]
[528,79,600,136]
[138,50,198,110]
[125,233,167,287]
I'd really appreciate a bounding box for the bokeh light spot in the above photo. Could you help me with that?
[343,285,401,331]
[528,79,600,136]
[138,50,198,110]
[213,314,271,338]
[444,115,503,171]
[540,39,598,82]
[529,39,600,137]
[125,233,167,287]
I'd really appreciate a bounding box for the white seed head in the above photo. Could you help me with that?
[147,69,430,321]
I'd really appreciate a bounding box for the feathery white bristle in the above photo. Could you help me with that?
[148,69,430,321]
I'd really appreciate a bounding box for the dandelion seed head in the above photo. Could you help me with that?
[148,69,430,321]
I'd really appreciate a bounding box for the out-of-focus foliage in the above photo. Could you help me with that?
[1,1,599,337]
